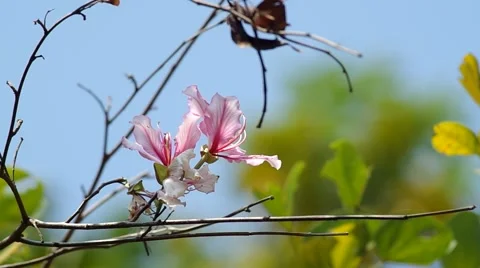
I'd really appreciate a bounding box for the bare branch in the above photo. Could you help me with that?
[129,193,158,222]
[107,75,139,124]
[281,36,354,93]
[77,83,108,115]
[0,4,101,250]
[65,178,127,223]
[30,205,476,231]
[29,218,44,243]
[43,9,55,28]
[136,18,226,91]
[190,0,362,57]
[82,171,151,219]
[18,230,348,248]
[33,19,48,34]
[107,0,227,158]
[239,0,269,128]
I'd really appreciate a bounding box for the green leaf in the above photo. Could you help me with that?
[320,139,371,212]
[128,180,145,194]
[442,212,480,268]
[153,163,168,185]
[0,167,45,240]
[284,161,305,216]
[375,218,453,265]
[1,167,29,194]
[253,184,283,217]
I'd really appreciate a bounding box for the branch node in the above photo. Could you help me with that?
[34,55,45,61]
[126,74,139,92]
[33,19,48,34]
[29,218,45,243]
[77,12,87,21]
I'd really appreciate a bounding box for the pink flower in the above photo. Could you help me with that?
[183,85,282,170]
[122,114,217,207]
[122,114,200,167]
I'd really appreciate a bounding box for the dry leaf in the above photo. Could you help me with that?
[253,0,289,31]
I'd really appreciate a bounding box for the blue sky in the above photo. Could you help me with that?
[1,0,480,259]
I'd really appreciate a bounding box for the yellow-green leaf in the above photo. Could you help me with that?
[330,223,362,268]
[459,53,480,106]
[432,121,480,155]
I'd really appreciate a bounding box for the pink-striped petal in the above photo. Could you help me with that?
[122,137,163,164]
[220,153,282,170]
[174,111,201,157]
[129,115,169,165]
[200,94,245,153]
[183,85,209,117]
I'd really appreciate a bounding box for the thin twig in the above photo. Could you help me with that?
[82,171,151,219]
[6,81,17,94]
[129,193,158,222]
[65,178,127,223]
[281,36,354,93]
[136,18,226,91]
[18,231,348,248]
[189,0,362,57]
[12,137,24,182]
[43,9,55,27]
[171,195,275,235]
[0,247,96,268]
[240,0,269,128]
[77,83,108,114]
[30,205,476,230]
[29,218,44,243]
[107,0,227,159]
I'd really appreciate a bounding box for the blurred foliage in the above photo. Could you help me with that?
[0,167,47,264]
[2,61,480,267]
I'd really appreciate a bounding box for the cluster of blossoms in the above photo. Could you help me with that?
[122,86,281,214]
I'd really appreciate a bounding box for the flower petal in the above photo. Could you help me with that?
[220,153,282,170]
[185,165,219,194]
[122,137,163,164]
[174,111,201,157]
[129,115,169,165]
[200,93,245,153]
[168,149,196,180]
[183,85,209,117]
[163,178,188,198]
[157,190,186,208]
